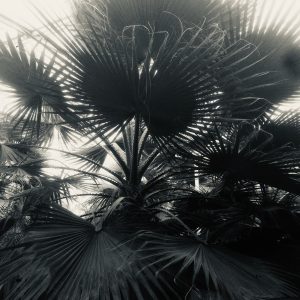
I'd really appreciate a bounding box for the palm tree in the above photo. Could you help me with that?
[0,0,300,299]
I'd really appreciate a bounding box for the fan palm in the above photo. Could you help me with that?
[0,0,300,299]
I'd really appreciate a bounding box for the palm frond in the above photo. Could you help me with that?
[217,0,300,106]
[36,123,79,147]
[75,144,107,172]
[205,185,300,244]
[184,123,300,194]
[0,204,178,300]
[0,143,26,165]
[0,35,78,138]
[140,232,298,300]
[76,0,219,34]
[1,1,300,299]
[260,110,300,149]
[3,4,286,142]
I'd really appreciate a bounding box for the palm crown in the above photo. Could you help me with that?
[0,0,300,299]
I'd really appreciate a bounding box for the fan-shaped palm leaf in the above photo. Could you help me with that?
[0,35,78,137]
[74,0,300,122]
[184,124,300,194]
[139,231,298,300]
[4,6,268,141]
[0,204,178,300]
[217,0,300,106]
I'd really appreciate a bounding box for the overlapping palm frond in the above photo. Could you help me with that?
[139,232,298,300]
[0,145,44,191]
[0,36,78,138]
[259,110,300,149]
[72,0,300,125]
[1,0,299,139]
[0,0,300,299]
[3,2,278,144]
[74,143,107,172]
[65,121,194,214]
[207,185,300,244]
[182,123,300,195]
[229,186,300,238]
[0,171,87,246]
[35,123,79,147]
[64,20,226,138]
[0,116,80,248]
[0,204,179,300]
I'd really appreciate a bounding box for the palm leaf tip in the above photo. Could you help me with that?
[104,0,219,32]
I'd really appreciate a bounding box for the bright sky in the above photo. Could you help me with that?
[0,0,71,35]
